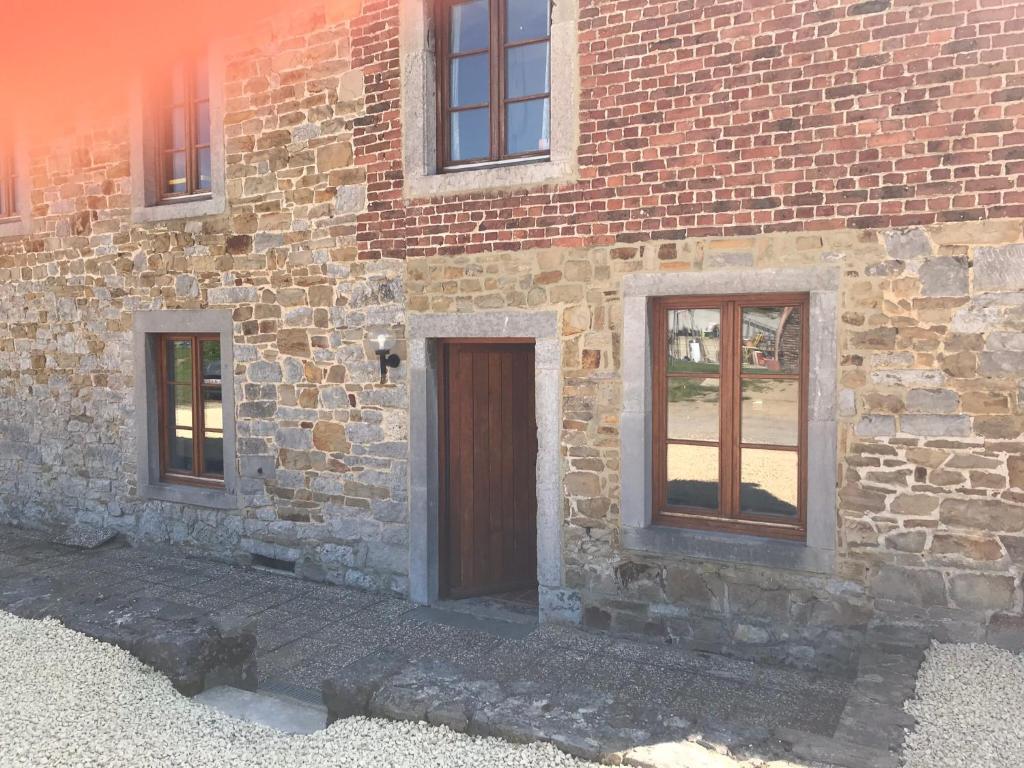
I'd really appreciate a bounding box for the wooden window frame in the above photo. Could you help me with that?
[651,293,809,541]
[155,58,211,203]
[0,145,16,219]
[435,0,551,170]
[156,333,224,488]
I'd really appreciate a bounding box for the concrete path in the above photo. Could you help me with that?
[0,525,923,767]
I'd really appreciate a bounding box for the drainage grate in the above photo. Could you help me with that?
[259,678,324,707]
[250,554,296,574]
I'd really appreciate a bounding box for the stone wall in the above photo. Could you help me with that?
[407,221,1024,667]
[0,2,412,595]
[1,0,1024,670]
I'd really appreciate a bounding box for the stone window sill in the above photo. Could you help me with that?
[131,195,225,224]
[140,482,238,511]
[0,217,31,238]
[621,525,835,575]
[404,156,576,200]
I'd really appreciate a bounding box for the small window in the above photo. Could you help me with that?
[157,334,225,485]
[0,143,16,219]
[156,56,212,201]
[436,0,551,169]
[652,294,809,540]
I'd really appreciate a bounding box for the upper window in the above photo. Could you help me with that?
[436,0,551,169]
[0,143,17,219]
[157,334,225,485]
[652,294,809,541]
[156,56,212,202]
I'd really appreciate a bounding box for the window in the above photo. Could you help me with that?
[436,0,551,168]
[157,334,225,485]
[652,294,809,541]
[0,143,16,219]
[156,56,212,201]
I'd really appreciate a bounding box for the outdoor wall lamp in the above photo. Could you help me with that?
[373,332,400,384]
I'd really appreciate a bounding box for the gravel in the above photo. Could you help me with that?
[903,642,1024,768]
[0,611,595,768]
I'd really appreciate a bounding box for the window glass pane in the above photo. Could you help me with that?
[0,180,8,217]
[196,147,212,192]
[741,306,802,374]
[506,0,550,42]
[166,106,187,149]
[505,97,549,154]
[168,431,194,473]
[667,444,718,511]
[451,0,489,53]
[200,340,221,382]
[506,41,549,99]
[164,152,187,195]
[667,308,720,373]
[742,380,799,447]
[203,435,224,476]
[193,58,209,100]
[740,449,798,518]
[668,378,718,441]
[165,339,192,382]
[168,64,187,103]
[203,387,223,433]
[451,53,489,107]
[167,384,194,473]
[450,108,490,162]
[195,101,211,145]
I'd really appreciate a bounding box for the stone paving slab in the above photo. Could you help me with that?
[0,530,257,695]
[0,524,924,767]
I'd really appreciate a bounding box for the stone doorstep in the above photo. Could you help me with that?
[321,653,897,768]
[0,572,258,696]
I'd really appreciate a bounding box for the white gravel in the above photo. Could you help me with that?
[903,642,1024,768]
[0,611,595,768]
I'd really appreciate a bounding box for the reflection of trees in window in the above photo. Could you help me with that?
[652,294,809,540]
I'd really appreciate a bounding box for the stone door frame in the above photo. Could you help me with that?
[407,311,572,621]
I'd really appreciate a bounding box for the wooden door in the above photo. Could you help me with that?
[439,341,538,598]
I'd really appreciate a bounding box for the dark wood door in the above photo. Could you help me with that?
[440,341,538,598]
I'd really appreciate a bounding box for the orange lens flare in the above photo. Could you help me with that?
[1,0,298,140]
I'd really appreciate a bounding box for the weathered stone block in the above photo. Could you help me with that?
[312,422,349,453]
[883,228,931,260]
[316,141,353,172]
[900,414,971,437]
[890,494,940,516]
[939,498,1024,533]
[247,361,282,382]
[870,566,947,607]
[1009,456,1024,490]
[979,352,1024,376]
[931,533,1003,561]
[905,389,959,414]
[277,329,310,358]
[974,244,1024,291]
[948,573,1015,611]
[855,415,896,437]
[918,256,968,296]
[336,184,366,216]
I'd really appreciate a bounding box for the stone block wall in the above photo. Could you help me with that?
[0,2,412,595]
[1,0,1024,668]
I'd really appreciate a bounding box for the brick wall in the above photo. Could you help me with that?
[354,0,1024,260]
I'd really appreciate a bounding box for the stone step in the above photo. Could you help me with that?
[194,685,327,734]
